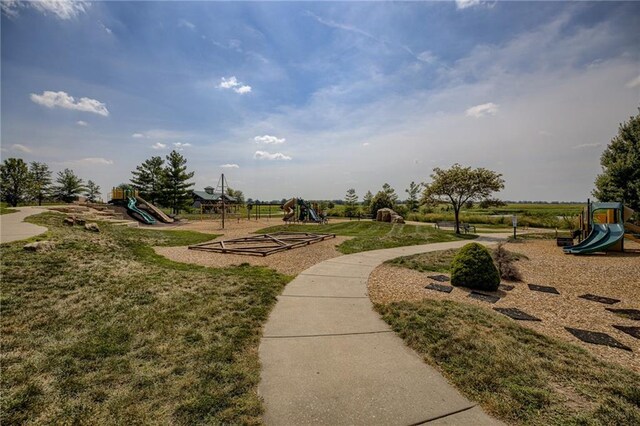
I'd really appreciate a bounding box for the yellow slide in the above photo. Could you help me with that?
[136,196,174,223]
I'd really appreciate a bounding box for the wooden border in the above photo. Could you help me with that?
[188,232,337,257]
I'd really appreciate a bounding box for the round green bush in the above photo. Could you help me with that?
[450,243,500,291]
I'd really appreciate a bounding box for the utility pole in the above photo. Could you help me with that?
[221,173,225,229]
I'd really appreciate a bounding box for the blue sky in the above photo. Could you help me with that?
[2,1,639,202]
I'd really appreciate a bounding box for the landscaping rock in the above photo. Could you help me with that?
[64,216,75,226]
[23,241,55,252]
[75,217,86,225]
[376,208,405,224]
[85,223,100,232]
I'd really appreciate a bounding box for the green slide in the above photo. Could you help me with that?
[564,224,624,254]
[127,197,156,224]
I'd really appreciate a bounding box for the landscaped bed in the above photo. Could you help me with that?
[1,213,291,424]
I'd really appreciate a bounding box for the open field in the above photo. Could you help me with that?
[1,213,291,424]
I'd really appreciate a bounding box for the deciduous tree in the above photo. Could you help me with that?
[370,190,394,217]
[0,158,30,207]
[593,111,640,211]
[422,164,504,234]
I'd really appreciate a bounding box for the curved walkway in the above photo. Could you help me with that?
[0,207,49,243]
[259,235,511,425]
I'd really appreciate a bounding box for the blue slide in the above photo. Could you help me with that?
[308,207,320,222]
[127,197,156,224]
[564,223,624,254]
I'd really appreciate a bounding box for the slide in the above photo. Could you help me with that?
[282,198,296,222]
[625,223,640,244]
[308,207,320,222]
[136,196,174,223]
[127,197,156,224]
[564,223,624,254]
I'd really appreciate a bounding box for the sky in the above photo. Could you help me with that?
[1,0,639,202]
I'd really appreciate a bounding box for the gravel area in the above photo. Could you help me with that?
[155,218,349,276]
[369,239,640,372]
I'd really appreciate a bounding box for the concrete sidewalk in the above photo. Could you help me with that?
[259,235,510,425]
[0,207,49,243]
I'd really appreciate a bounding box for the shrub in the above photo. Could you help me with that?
[492,242,523,281]
[370,191,394,216]
[450,243,500,291]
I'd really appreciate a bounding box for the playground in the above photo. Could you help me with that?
[369,236,640,372]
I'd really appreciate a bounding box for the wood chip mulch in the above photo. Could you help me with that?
[368,239,640,372]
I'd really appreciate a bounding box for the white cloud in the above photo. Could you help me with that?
[417,51,437,64]
[220,163,240,169]
[362,142,370,147]
[11,144,33,153]
[626,75,640,89]
[76,157,113,166]
[173,142,192,148]
[132,133,144,138]
[179,19,196,30]
[456,0,482,10]
[152,143,167,150]
[30,91,109,116]
[465,102,499,118]
[254,135,286,145]
[76,120,88,127]
[99,21,112,35]
[254,151,292,161]
[3,0,90,19]
[573,143,602,149]
[131,129,191,140]
[218,76,252,94]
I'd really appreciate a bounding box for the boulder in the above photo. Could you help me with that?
[64,216,75,226]
[75,217,86,225]
[85,223,100,232]
[376,208,404,224]
[23,241,55,252]
[391,215,405,224]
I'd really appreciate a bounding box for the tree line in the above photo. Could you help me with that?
[0,158,101,207]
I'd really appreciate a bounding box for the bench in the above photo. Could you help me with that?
[435,221,476,234]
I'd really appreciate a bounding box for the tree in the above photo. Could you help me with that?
[362,190,373,207]
[382,183,398,204]
[28,162,52,206]
[85,180,102,203]
[162,150,195,214]
[422,164,504,234]
[226,187,245,204]
[344,188,358,217]
[131,156,165,205]
[370,190,394,217]
[405,181,422,212]
[54,169,86,203]
[0,158,30,207]
[593,111,640,211]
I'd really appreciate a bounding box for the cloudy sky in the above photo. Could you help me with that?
[1,1,639,202]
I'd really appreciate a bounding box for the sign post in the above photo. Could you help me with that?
[512,215,517,239]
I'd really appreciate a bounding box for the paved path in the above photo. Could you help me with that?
[259,235,510,425]
[0,207,49,243]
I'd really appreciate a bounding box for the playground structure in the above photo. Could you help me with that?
[281,198,326,224]
[110,188,174,225]
[188,232,336,256]
[564,201,638,254]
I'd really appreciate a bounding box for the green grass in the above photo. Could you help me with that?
[1,213,291,424]
[376,300,640,425]
[0,202,18,215]
[256,221,476,254]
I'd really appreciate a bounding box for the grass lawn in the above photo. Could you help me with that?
[256,221,476,254]
[376,300,640,425]
[0,202,18,215]
[1,213,291,424]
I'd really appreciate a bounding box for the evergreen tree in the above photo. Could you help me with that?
[405,181,422,212]
[382,183,398,204]
[85,180,102,203]
[362,190,373,207]
[593,111,640,211]
[162,150,195,214]
[54,169,86,203]
[28,162,52,206]
[344,188,358,217]
[370,191,394,217]
[131,156,165,205]
[0,158,30,207]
